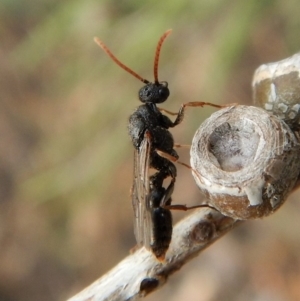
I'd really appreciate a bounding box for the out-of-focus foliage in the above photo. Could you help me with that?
[1,0,300,300]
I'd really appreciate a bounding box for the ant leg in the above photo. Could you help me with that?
[171,101,237,127]
[156,149,204,191]
[160,178,216,211]
[158,107,178,116]
[156,150,192,171]
[174,143,190,148]
[155,150,217,212]
[159,178,175,207]
[158,102,226,117]
[149,155,177,195]
[165,204,217,211]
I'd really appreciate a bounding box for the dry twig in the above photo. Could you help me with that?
[67,208,240,301]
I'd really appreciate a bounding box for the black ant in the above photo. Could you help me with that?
[94,30,223,260]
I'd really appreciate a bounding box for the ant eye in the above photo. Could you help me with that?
[158,87,170,100]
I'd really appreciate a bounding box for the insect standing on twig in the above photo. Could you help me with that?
[94,30,223,260]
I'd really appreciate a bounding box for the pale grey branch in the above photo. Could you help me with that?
[67,208,239,301]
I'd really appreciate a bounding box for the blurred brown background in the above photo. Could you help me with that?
[1,0,300,300]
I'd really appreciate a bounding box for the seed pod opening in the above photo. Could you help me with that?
[190,105,300,219]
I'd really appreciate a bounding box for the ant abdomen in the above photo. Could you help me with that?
[150,207,172,261]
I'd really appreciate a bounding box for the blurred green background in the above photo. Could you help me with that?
[1,0,300,300]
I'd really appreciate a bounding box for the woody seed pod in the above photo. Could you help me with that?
[190,105,300,220]
[252,53,300,129]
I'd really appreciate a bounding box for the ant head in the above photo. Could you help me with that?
[94,30,172,104]
[139,81,169,104]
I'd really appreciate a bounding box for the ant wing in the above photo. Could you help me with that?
[132,131,152,251]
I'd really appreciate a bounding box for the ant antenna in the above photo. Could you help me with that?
[153,29,172,84]
[94,37,149,84]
